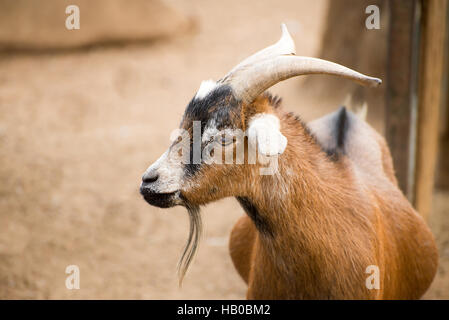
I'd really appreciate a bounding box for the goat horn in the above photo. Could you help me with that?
[221,25,382,104]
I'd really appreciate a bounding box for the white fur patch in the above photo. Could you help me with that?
[202,119,218,143]
[248,113,288,156]
[201,119,237,145]
[142,149,183,193]
[195,80,218,100]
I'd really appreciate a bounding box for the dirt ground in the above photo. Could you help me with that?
[0,0,447,299]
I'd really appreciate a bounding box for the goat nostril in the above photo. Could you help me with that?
[142,173,159,184]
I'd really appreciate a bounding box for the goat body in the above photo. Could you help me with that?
[140,25,438,299]
[229,98,438,299]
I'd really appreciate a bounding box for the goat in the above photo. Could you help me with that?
[140,24,438,299]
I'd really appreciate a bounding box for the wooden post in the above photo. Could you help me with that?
[414,0,449,220]
[385,0,419,200]
[436,3,449,190]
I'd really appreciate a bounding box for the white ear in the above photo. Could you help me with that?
[248,113,288,156]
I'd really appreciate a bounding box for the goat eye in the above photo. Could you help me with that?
[218,135,233,146]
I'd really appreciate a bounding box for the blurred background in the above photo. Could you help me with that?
[0,0,448,299]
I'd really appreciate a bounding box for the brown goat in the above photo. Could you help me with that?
[228,94,438,299]
[140,25,438,299]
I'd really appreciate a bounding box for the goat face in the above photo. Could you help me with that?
[140,83,286,208]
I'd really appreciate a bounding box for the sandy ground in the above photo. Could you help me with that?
[0,0,447,299]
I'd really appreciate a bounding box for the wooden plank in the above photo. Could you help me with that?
[414,0,449,220]
[385,0,419,199]
[436,2,449,190]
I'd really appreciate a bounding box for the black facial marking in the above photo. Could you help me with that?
[182,85,241,177]
[183,85,239,129]
[236,196,274,237]
[184,162,201,178]
[140,189,178,208]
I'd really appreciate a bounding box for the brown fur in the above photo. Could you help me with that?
[181,94,438,299]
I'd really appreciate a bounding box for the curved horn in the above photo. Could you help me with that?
[221,24,382,104]
[224,55,382,103]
